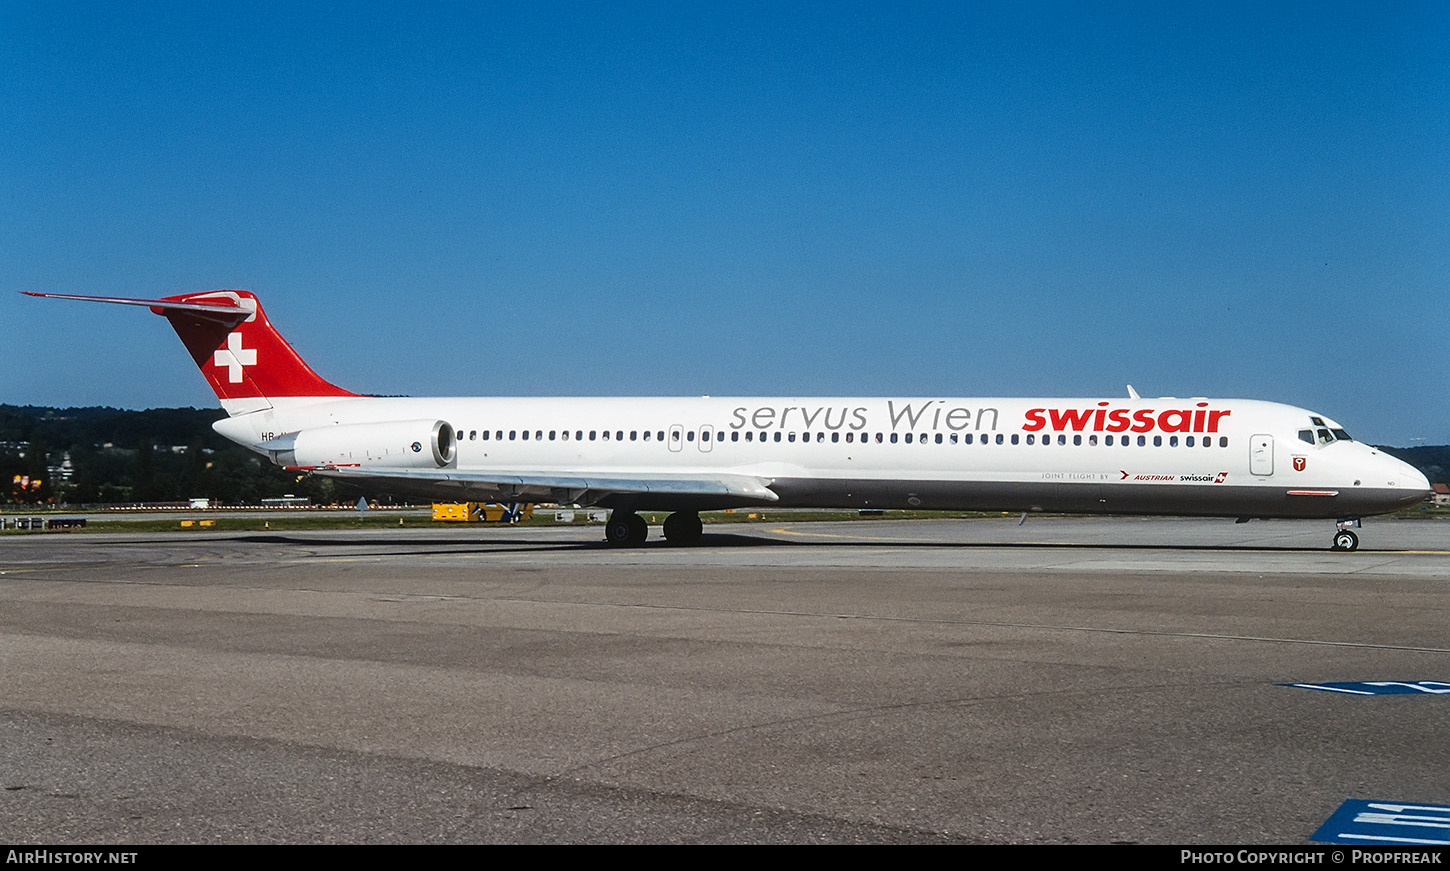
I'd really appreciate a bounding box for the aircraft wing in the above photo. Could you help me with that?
[313,465,780,509]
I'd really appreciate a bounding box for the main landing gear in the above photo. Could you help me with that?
[603,511,704,547]
[661,511,703,545]
[604,511,648,547]
[1331,519,1361,552]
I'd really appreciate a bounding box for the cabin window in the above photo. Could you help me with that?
[1104,435,1113,446]
[630,431,638,441]
[1168,436,1177,447]
[787,432,795,443]
[1137,435,1146,446]
[549,431,556,441]
[1153,436,1162,447]
[1219,437,1229,447]
[509,430,517,440]
[963,433,973,445]
[1026,434,1035,445]
[732,432,740,442]
[890,433,899,443]
[1073,435,1082,446]
[1185,436,1194,447]
[773,432,782,442]
[589,431,597,440]
[1088,435,1097,446]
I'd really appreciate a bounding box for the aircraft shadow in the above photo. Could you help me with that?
[181,529,1342,556]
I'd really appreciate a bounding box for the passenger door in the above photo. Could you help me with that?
[1250,434,1274,476]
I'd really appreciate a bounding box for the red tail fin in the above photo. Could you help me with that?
[155,291,355,409]
[24,290,357,414]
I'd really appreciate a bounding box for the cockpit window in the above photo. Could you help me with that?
[1303,417,1352,444]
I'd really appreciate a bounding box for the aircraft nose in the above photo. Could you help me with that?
[1383,454,1432,507]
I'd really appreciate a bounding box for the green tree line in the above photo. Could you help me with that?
[1,405,373,506]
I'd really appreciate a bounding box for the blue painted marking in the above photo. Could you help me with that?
[1312,800,1450,845]
[1283,681,1450,695]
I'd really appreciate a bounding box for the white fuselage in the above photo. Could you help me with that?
[215,394,1430,519]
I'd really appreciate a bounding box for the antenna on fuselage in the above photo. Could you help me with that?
[1126,384,1141,400]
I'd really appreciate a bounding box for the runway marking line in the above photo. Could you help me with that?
[771,528,1450,554]
[769,527,955,544]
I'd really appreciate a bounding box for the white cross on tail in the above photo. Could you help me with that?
[213,331,257,383]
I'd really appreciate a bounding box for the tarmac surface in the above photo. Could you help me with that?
[1,516,1447,843]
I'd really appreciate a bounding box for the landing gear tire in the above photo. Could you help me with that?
[605,512,648,547]
[1332,530,1359,552]
[662,512,703,545]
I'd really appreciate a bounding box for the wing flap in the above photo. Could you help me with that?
[315,466,780,505]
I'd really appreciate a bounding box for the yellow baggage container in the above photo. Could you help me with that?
[432,502,480,522]
[432,503,532,522]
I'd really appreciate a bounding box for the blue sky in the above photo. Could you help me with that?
[2,2,1446,444]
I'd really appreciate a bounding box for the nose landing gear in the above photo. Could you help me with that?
[1332,519,1361,552]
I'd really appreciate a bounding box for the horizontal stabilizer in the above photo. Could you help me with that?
[21,292,253,326]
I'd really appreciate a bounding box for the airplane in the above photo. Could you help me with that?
[24,289,1432,551]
